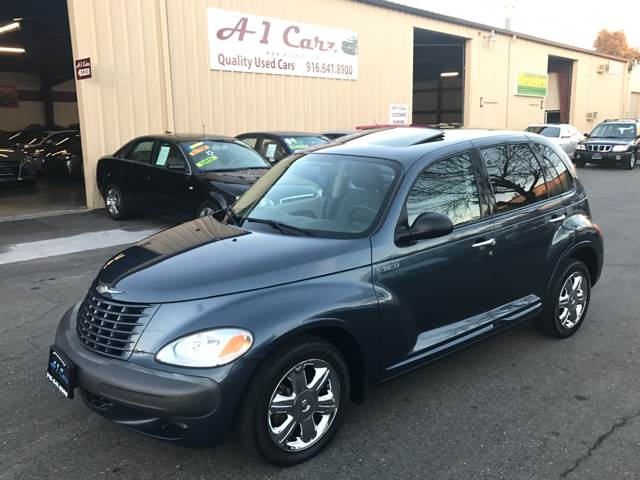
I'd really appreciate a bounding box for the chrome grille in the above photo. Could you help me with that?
[587,144,612,152]
[76,290,154,359]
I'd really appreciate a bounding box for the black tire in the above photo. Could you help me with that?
[237,335,350,466]
[103,183,132,220]
[195,201,219,219]
[535,259,591,338]
[625,152,637,170]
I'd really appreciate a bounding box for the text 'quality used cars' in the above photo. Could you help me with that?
[48,127,603,466]
[97,134,271,221]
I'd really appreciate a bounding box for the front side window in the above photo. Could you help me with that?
[180,141,269,172]
[128,140,155,164]
[532,143,573,194]
[233,154,399,238]
[405,153,481,227]
[481,144,547,213]
[259,138,287,162]
[155,143,188,172]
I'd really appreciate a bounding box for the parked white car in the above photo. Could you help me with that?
[524,124,585,158]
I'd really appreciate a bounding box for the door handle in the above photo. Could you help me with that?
[472,238,496,248]
[549,214,566,224]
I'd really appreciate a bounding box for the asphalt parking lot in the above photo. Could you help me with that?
[1,166,639,479]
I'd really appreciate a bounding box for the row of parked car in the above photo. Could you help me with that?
[96,118,640,223]
[49,124,604,466]
[0,126,83,183]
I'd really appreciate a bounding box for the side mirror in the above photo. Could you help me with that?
[396,212,454,244]
[583,132,590,138]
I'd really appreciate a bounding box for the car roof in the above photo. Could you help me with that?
[526,124,568,127]
[308,127,540,167]
[237,131,325,137]
[132,133,239,143]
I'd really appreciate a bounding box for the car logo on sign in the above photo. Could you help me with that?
[96,283,124,296]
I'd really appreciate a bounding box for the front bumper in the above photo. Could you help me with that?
[574,150,633,164]
[53,304,231,446]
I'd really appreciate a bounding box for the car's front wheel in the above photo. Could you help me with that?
[625,152,637,170]
[535,258,591,338]
[238,336,350,466]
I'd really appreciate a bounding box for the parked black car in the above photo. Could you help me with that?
[36,131,84,177]
[574,119,639,169]
[236,131,329,163]
[49,128,603,466]
[96,134,270,221]
[0,132,36,183]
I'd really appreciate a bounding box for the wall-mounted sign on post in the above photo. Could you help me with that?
[75,57,92,80]
[516,72,548,97]
[207,8,358,80]
[389,104,409,125]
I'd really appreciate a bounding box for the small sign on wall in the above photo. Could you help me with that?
[516,72,548,97]
[75,57,92,80]
[0,86,18,108]
[389,104,409,125]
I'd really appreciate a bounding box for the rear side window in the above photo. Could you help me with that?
[480,144,547,213]
[240,136,258,148]
[406,152,481,227]
[532,143,574,194]
[127,140,155,164]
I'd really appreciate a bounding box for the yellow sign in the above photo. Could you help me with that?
[516,72,548,97]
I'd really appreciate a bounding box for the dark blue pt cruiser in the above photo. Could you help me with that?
[48,127,604,466]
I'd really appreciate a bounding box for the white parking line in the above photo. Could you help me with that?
[0,228,160,265]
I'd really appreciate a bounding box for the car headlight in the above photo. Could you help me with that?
[575,144,586,151]
[155,328,253,367]
[612,145,629,152]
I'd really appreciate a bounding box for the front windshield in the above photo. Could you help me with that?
[282,136,328,151]
[590,123,636,139]
[44,132,80,147]
[233,153,399,238]
[22,132,49,146]
[180,141,269,172]
[526,126,560,138]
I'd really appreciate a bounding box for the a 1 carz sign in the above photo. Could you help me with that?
[75,58,92,80]
[207,8,358,80]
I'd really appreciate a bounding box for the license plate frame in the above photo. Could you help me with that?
[592,153,603,160]
[46,346,76,399]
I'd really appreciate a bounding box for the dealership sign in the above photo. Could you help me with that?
[75,58,92,80]
[207,8,358,80]
[516,72,548,97]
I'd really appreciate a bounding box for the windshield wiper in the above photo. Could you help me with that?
[244,217,312,236]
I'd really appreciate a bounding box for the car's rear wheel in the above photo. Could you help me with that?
[104,184,132,220]
[237,336,350,466]
[625,152,636,170]
[535,259,591,338]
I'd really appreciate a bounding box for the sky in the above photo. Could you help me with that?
[393,0,640,51]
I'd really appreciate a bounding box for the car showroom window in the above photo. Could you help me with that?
[532,143,574,194]
[128,140,155,164]
[481,143,548,213]
[405,153,481,227]
[155,143,187,172]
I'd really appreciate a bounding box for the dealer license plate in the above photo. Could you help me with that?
[46,346,76,399]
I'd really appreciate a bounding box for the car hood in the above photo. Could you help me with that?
[0,147,25,163]
[583,137,634,145]
[95,216,371,303]
[199,168,268,203]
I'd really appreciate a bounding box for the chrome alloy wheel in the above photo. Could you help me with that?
[267,359,340,452]
[198,206,215,217]
[106,188,121,216]
[558,272,588,329]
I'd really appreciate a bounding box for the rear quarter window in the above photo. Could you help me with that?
[531,143,574,194]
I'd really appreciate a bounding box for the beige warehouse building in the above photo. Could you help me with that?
[2,0,639,213]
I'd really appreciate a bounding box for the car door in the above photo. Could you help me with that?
[477,141,568,316]
[121,138,156,211]
[372,148,499,371]
[148,141,200,220]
